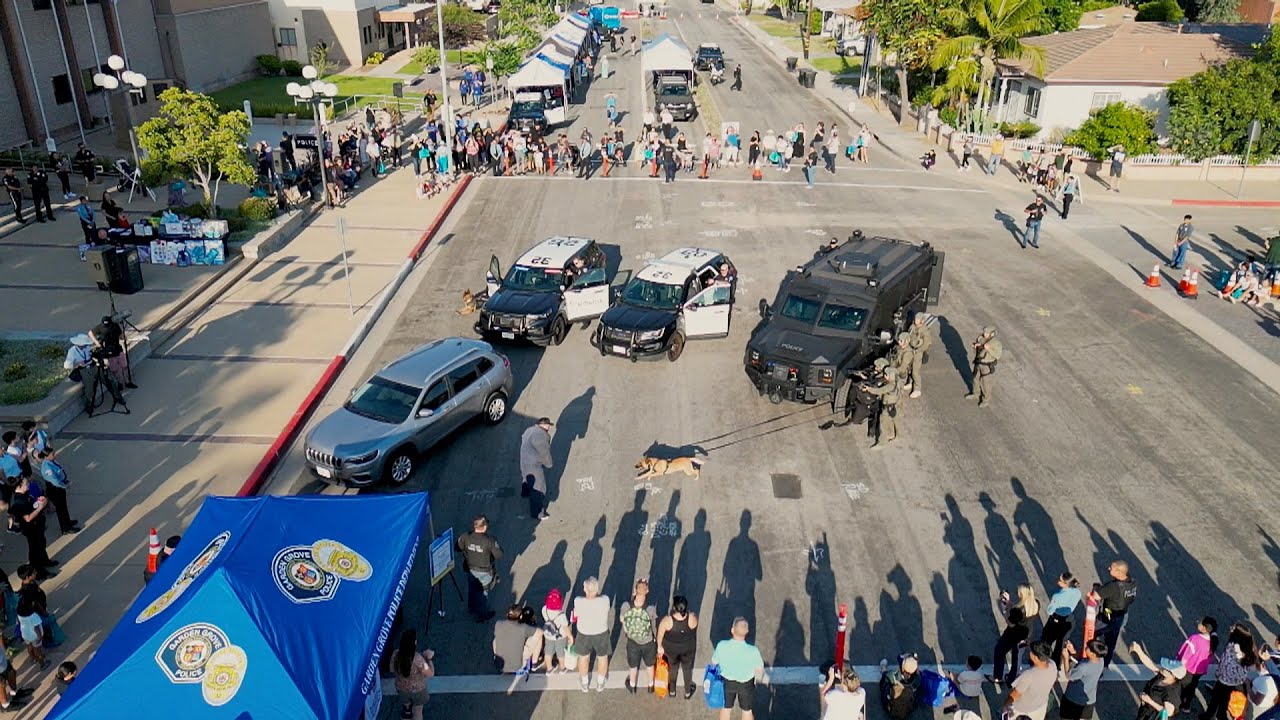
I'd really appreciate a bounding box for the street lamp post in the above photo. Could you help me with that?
[287,66,339,208]
[435,0,453,146]
[92,54,146,171]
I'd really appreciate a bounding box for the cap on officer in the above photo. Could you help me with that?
[982,325,996,336]
[872,358,888,370]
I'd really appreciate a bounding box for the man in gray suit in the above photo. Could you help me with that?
[520,417,554,520]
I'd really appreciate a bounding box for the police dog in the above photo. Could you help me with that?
[634,456,703,481]
[456,288,477,315]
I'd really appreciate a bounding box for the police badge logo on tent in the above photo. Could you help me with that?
[155,622,248,707]
[135,531,232,624]
[273,539,371,604]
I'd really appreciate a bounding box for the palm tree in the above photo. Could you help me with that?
[930,57,980,130]
[931,0,1046,133]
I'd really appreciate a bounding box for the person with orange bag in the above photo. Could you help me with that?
[657,595,700,699]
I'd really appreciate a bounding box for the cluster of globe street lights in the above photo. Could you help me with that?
[286,66,339,206]
[91,54,147,169]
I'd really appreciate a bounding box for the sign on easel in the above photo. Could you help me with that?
[430,527,455,585]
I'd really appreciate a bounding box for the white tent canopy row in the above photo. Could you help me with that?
[507,53,572,90]
[550,18,588,48]
[641,33,693,74]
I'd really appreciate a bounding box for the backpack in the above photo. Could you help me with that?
[622,605,654,644]
[880,671,917,720]
[543,611,565,640]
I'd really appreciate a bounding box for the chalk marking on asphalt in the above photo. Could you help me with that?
[700,229,739,238]
[1036,307,1051,317]
[57,431,275,445]
[491,174,990,194]
[631,480,664,495]
[638,515,681,537]
[806,228,826,236]
[149,353,332,364]
[576,476,596,492]
[1126,384,1144,395]
[841,482,869,501]
[402,663,1177,695]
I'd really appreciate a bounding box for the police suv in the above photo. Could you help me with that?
[592,248,735,362]
[744,231,942,405]
[475,236,613,346]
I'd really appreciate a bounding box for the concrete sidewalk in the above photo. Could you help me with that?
[0,160,450,718]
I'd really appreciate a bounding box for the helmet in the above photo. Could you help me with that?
[883,367,897,378]
[897,333,909,343]
[872,358,888,370]
[982,325,996,336]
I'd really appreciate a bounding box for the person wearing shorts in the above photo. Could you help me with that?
[710,617,764,719]
[1107,145,1126,192]
[572,577,613,692]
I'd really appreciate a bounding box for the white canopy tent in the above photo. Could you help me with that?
[550,19,588,47]
[507,54,572,124]
[531,41,575,68]
[641,33,693,75]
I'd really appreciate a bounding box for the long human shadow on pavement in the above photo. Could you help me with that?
[521,539,571,608]
[937,493,995,658]
[1146,520,1251,642]
[711,509,762,645]
[603,490,648,649]
[979,490,1027,598]
[1011,476,1068,589]
[545,385,595,505]
[571,515,607,596]
[774,598,807,666]
[806,532,836,666]
[675,508,712,615]
[994,209,1023,246]
[877,564,926,662]
[647,489,682,616]
[934,315,974,390]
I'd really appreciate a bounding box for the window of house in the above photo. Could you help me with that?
[81,67,100,94]
[377,23,385,39]
[51,74,72,105]
[130,86,148,106]
[1023,86,1041,118]
[1090,92,1120,110]
[362,25,372,44]
[279,27,297,46]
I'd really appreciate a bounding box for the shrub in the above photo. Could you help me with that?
[3,363,28,382]
[281,59,304,76]
[1137,0,1183,20]
[238,196,276,223]
[240,101,315,120]
[172,202,211,218]
[413,45,441,71]
[257,54,283,75]
[1064,102,1156,159]
[807,9,822,34]
[366,51,385,66]
[998,121,1042,139]
[37,344,64,361]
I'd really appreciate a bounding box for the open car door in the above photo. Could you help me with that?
[564,267,611,321]
[682,282,733,338]
[608,269,632,304]
[485,255,502,297]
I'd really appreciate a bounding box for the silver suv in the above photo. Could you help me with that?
[304,338,513,487]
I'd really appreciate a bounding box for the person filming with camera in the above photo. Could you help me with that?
[89,315,136,390]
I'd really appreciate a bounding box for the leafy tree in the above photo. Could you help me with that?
[463,42,525,77]
[1136,0,1183,21]
[413,45,440,71]
[932,0,1046,133]
[1063,102,1156,159]
[1167,33,1280,161]
[430,4,487,48]
[1040,0,1084,32]
[309,41,333,78]
[1193,0,1240,21]
[859,0,957,124]
[929,57,980,129]
[136,87,256,210]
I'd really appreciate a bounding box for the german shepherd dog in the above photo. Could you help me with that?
[634,456,704,481]
[456,288,477,315]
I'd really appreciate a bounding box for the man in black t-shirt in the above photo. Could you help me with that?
[1093,559,1137,667]
[28,165,52,223]
[661,143,677,183]
[90,315,136,389]
[1023,196,1047,249]
[2,168,24,224]
[457,515,503,621]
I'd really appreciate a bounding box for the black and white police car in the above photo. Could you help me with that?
[592,247,736,362]
[475,236,613,346]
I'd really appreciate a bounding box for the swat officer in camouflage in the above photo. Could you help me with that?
[862,365,901,448]
[905,313,932,398]
[965,325,1002,406]
[889,333,913,383]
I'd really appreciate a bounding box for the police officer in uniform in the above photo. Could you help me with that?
[27,165,53,223]
[862,365,901,448]
[965,326,1002,406]
[905,314,932,398]
[2,168,24,224]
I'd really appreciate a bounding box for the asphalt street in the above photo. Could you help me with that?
[280,6,1280,720]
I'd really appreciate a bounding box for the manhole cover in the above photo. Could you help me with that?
[771,473,802,499]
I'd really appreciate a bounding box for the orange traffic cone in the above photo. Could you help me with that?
[752,164,763,181]
[1185,269,1199,299]
[547,154,555,174]
[145,527,161,575]
[1177,268,1190,294]
[1144,264,1161,288]
[1270,275,1280,298]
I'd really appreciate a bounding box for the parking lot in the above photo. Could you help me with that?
[268,171,1280,720]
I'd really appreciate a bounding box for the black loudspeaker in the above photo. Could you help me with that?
[85,246,144,294]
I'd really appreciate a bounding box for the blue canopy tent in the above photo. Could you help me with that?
[47,493,429,720]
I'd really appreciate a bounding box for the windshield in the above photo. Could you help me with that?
[344,376,420,424]
[658,84,690,97]
[621,278,685,311]
[699,49,722,59]
[503,264,564,292]
[511,101,543,117]
[779,295,867,332]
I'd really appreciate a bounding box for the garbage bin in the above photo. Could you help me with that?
[786,56,798,72]
[798,69,816,88]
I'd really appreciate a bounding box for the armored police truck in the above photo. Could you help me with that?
[744,231,943,406]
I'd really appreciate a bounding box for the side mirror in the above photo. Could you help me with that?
[758,299,771,318]
[686,303,698,312]
[416,408,434,419]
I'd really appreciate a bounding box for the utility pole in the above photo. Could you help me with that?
[801,0,815,59]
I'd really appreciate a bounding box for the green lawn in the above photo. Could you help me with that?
[399,50,465,77]
[809,56,861,74]
[0,339,70,406]
[210,75,425,118]
[747,13,801,39]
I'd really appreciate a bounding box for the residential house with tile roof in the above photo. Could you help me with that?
[994,22,1260,140]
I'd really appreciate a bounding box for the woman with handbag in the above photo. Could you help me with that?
[392,628,434,720]
[657,595,699,699]
[987,583,1039,687]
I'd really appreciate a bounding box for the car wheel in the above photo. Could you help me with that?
[667,332,685,362]
[483,391,509,424]
[385,448,416,486]
[833,376,852,417]
[550,317,567,346]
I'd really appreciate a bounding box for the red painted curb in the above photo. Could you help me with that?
[408,174,473,262]
[1171,198,1280,208]
[236,355,347,497]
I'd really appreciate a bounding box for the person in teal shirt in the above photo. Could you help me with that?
[710,618,764,719]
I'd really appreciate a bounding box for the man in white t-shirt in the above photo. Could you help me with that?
[1252,643,1280,720]
[820,666,866,720]
[1004,642,1058,720]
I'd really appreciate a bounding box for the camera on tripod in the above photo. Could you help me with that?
[110,309,132,324]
